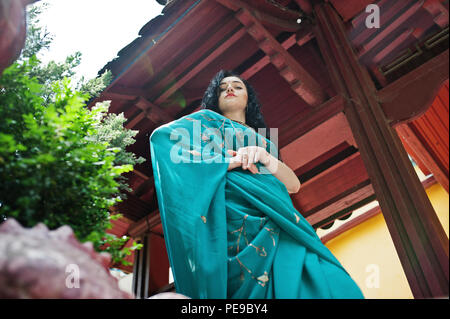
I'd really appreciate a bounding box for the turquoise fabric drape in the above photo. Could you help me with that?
[149,109,364,299]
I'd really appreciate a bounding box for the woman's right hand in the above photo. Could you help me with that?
[227,149,261,174]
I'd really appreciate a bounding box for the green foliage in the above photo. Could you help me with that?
[0,3,145,266]
[21,3,53,60]
[87,228,144,266]
[0,60,125,237]
[22,2,113,104]
[92,111,146,196]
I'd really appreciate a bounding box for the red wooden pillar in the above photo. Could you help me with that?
[148,233,170,294]
[132,235,151,298]
[313,3,448,298]
[131,233,170,298]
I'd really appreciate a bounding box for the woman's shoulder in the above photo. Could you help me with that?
[149,109,221,140]
[190,108,222,119]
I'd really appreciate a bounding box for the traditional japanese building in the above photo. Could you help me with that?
[90,0,449,299]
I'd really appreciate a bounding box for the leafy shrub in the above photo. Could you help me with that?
[0,58,143,265]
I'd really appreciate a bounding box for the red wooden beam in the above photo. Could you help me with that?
[215,0,302,32]
[125,97,173,129]
[351,0,410,46]
[128,211,161,238]
[114,194,154,222]
[281,112,357,172]
[154,28,247,105]
[280,95,345,147]
[320,175,438,244]
[102,85,148,101]
[327,0,375,22]
[314,2,449,298]
[396,123,449,193]
[294,142,350,177]
[423,0,449,27]
[357,0,424,58]
[307,183,374,228]
[145,16,244,103]
[125,112,147,129]
[293,0,313,14]
[372,28,414,64]
[234,7,326,106]
[240,25,314,80]
[378,49,449,126]
[104,0,209,90]
[320,205,382,244]
[292,152,371,218]
[136,97,173,123]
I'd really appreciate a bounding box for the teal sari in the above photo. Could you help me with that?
[149,109,364,299]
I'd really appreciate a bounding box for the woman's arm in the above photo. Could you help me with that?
[228,147,301,194]
[263,153,301,194]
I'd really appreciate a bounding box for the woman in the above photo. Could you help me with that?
[149,70,364,299]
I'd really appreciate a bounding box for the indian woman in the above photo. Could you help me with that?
[149,70,364,299]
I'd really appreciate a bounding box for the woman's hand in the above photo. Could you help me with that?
[227,146,270,174]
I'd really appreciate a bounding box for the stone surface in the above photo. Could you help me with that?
[0,218,134,299]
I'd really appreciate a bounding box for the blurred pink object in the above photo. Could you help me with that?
[0,218,134,299]
[0,0,38,74]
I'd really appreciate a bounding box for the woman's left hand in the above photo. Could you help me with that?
[227,146,270,174]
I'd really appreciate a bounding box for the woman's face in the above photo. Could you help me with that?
[217,76,248,114]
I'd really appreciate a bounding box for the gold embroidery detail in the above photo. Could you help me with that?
[294,213,300,224]
[229,215,249,254]
[264,227,278,246]
[236,256,270,287]
[257,271,269,287]
[249,244,267,257]
[201,216,207,224]
[236,256,252,275]
[259,217,265,230]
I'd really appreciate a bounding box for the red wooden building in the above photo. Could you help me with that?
[90,0,449,298]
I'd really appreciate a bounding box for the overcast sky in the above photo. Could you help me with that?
[34,0,164,80]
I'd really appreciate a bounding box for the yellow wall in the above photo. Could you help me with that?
[324,179,449,299]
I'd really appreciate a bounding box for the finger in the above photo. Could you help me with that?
[228,152,241,170]
[241,149,249,170]
[249,163,259,174]
[247,148,256,169]
[230,152,241,164]
[227,149,236,157]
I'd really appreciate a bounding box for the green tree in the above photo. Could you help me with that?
[21,3,113,104]
[0,3,145,266]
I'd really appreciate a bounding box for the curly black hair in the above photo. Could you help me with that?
[200,70,282,161]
